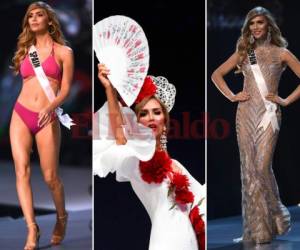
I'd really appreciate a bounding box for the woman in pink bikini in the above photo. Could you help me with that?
[10,2,74,249]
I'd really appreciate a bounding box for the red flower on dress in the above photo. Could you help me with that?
[139,150,205,249]
[175,189,194,204]
[189,206,205,250]
[135,76,157,104]
[172,172,189,188]
[170,172,194,205]
[139,150,172,184]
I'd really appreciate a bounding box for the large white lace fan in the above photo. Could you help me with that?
[94,15,150,106]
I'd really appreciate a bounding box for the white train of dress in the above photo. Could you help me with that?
[93,102,206,250]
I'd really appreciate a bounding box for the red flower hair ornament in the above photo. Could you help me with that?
[134,75,176,112]
[134,76,157,104]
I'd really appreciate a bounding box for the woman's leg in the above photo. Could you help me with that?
[254,126,290,238]
[10,111,38,247]
[35,119,67,244]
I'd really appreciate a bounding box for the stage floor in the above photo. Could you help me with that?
[0,210,91,249]
[208,206,300,250]
[0,160,92,250]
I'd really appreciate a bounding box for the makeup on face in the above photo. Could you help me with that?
[249,15,268,40]
[28,8,49,32]
[138,98,165,138]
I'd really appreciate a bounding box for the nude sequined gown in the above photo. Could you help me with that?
[236,43,291,243]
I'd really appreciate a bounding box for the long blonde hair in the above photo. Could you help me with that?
[236,6,287,66]
[12,1,66,74]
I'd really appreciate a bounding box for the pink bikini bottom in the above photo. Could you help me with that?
[14,102,56,135]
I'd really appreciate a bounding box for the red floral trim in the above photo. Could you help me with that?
[134,76,157,104]
[189,206,205,250]
[139,150,172,184]
[170,172,194,205]
[139,150,205,250]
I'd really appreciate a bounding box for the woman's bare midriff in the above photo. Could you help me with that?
[17,76,60,111]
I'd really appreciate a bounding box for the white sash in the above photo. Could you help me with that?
[28,45,75,129]
[248,49,279,132]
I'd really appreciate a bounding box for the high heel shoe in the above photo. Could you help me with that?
[51,212,68,245]
[24,223,40,250]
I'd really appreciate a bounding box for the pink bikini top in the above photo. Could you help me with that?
[20,46,62,82]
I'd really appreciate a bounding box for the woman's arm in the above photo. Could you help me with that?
[49,46,74,109]
[38,46,73,127]
[98,64,127,145]
[266,49,300,106]
[211,52,250,102]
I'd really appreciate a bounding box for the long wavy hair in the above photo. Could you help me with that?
[12,1,66,74]
[236,6,287,66]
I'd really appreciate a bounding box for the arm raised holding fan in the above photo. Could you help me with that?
[98,63,127,145]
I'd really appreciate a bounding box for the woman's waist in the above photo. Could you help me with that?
[16,92,53,112]
[22,77,60,93]
[18,81,58,109]
[150,200,191,219]
[151,206,192,229]
[133,186,177,220]
[237,98,281,110]
[237,101,281,123]
[242,81,279,95]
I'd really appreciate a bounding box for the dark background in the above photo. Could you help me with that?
[94,0,204,249]
[208,0,300,220]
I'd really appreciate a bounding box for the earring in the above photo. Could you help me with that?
[249,34,255,44]
[267,27,272,43]
[48,24,56,35]
[160,127,167,151]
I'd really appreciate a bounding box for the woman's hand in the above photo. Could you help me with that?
[265,93,288,106]
[98,64,112,89]
[38,106,54,128]
[231,91,250,102]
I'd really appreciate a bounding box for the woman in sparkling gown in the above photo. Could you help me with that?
[93,64,206,250]
[212,6,300,243]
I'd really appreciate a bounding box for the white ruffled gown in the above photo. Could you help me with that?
[93,102,206,250]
